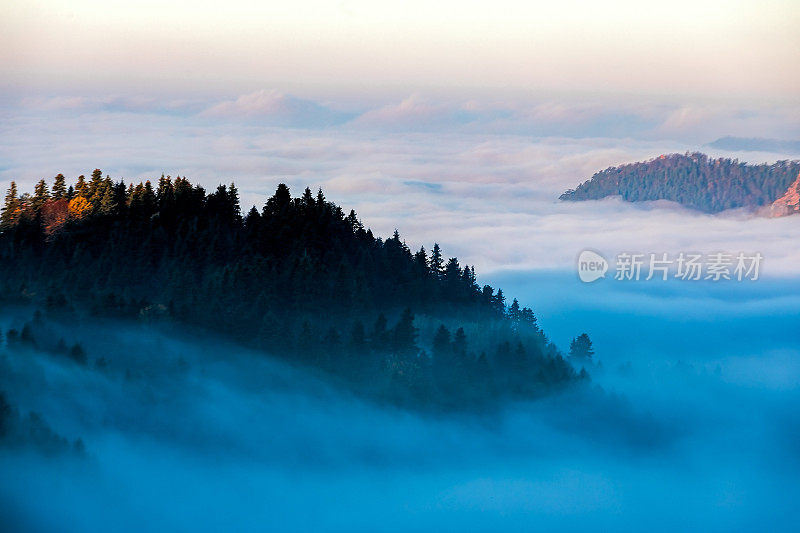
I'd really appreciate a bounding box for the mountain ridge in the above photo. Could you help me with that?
[560,152,800,214]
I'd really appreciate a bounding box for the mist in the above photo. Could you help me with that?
[1,271,799,531]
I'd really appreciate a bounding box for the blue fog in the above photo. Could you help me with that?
[1,273,799,531]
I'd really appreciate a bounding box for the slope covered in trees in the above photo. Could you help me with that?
[560,152,800,213]
[0,171,587,410]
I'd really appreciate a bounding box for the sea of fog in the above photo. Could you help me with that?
[1,96,799,530]
[1,273,799,532]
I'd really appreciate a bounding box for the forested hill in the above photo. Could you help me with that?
[560,152,800,213]
[0,171,589,410]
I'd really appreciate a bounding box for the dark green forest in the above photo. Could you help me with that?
[0,171,589,411]
[560,152,800,213]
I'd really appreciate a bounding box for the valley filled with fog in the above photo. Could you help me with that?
[1,97,800,531]
[2,275,799,531]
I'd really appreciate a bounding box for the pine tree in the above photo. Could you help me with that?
[391,308,418,356]
[301,187,315,208]
[52,174,67,199]
[264,183,291,216]
[429,243,444,278]
[568,333,594,363]
[157,174,173,207]
[245,206,261,232]
[432,324,451,357]
[89,169,104,200]
[227,182,241,219]
[142,181,156,214]
[414,246,428,270]
[99,185,117,216]
[1,181,19,229]
[75,175,89,198]
[493,288,506,316]
[444,257,461,284]
[32,179,50,210]
[452,327,467,358]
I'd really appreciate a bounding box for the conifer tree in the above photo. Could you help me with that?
[52,174,67,200]
[33,179,50,210]
[75,175,89,198]
[228,182,241,219]
[432,324,451,357]
[392,308,418,356]
[429,243,444,278]
[452,327,467,358]
[89,169,104,199]
[568,333,594,362]
[1,181,19,229]
[99,185,117,216]
[444,257,461,284]
[414,246,428,270]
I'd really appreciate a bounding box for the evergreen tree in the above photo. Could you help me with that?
[75,175,89,198]
[1,181,20,229]
[414,246,428,271]
[89,169,104,200]
[391,308,418,356]
[568,333,594,363]
[228,182,241,220]
[493,289,506,316]
[264,183,291,216]
[432,325,451,357]
[244,206,261,232]
[32,179,50,210]
[452,327,467,358]
[429,243,444,279]
[444,257,461,284]
[98,185,117,216]
[52,174,67,200]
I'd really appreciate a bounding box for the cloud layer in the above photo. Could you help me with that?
[3,91,800,278]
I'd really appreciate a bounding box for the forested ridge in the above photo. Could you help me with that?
[560,152,800,213]
[0,171,590,410]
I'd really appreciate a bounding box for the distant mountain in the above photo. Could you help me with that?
[708,137,800,154]
[559,152,800,214]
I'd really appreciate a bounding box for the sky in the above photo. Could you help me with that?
[2,0,799,102]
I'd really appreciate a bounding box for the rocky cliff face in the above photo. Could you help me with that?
[768,172,800,217]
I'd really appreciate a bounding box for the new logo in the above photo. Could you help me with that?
[577,250,608,283]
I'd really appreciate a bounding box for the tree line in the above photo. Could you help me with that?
[0,171,590,409]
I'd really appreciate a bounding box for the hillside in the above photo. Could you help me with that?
[559,152,800,213]
[0,171,588,411]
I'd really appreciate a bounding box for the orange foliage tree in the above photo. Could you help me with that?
[41,198,70,235]
[68,196,92,220]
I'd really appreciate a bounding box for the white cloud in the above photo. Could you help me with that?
[202,89,351,127]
